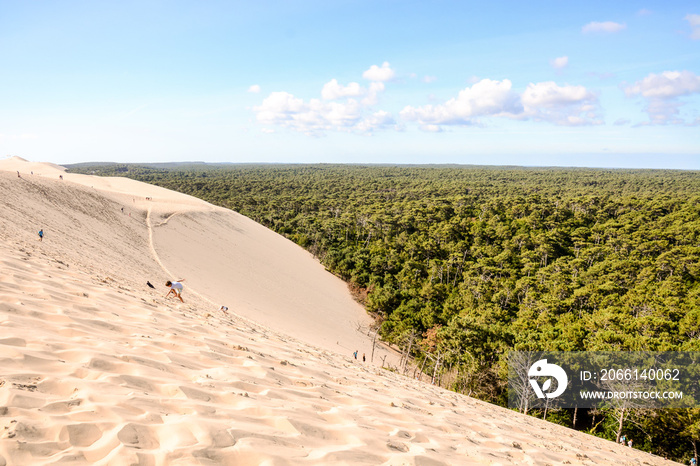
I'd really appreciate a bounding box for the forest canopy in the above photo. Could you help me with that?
[67,163,700,461]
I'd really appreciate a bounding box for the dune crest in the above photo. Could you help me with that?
[0,160,678,464]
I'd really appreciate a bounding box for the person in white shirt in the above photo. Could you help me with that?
[165,279,185,303]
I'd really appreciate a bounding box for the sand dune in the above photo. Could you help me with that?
[0,157,679,464]
[2,156,391,364]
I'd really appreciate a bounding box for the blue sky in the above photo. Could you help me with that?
[1,1,699,169]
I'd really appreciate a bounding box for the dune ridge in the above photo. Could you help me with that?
[0,158,678,464]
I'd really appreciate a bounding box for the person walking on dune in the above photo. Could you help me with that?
[165,279,185,303]
[38,229,44,241]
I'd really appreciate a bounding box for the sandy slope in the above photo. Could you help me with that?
[0,157,679,465]
[1,156,392,364]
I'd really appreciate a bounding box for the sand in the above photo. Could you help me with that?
[0,156,680,464]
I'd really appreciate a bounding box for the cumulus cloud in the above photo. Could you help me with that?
[253,71,395,135]
[362,62,395,82]
[356,110,396,132]
[686,14,700,40]
[253,64,603,135]
[255,92,306,123]
[624,70,700,125]
[400,79,600,129]
[582,21,626,34]
[254,92,364,135]
[248,84,261,94]
[400,79,522,126]
[362,82,385,106]
[624,70,700,98]
[521,81,600,125]
[321,79,363,100]
[551,56,569,70]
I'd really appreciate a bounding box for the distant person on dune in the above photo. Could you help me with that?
[165,279,185,303]
[38,229,43,241]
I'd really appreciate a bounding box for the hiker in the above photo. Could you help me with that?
[219,305,228,312]
[38,229,43,241]
[17,171,20,178]
[362,353,366,362]
[353,350,358,359]
[165,279,185,303]
[690,457,697,466]
[627,438,633,448]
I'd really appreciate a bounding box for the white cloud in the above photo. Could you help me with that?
[356,110,396,132]
[423,75,438,83]
[254,92,365,134]
[362,82,385,106]
[254,74,392,135]
[522,82,591,107]
[686,14,700,40]
[319,79,385,105]
[400,79,522,126]
[255,92,305,122]
[253,64,602,135]
[582,21,626,34]
[362,62,395,82]
[624,70,700,98]
[321,79,363,100]
[521,82,601,126]
[248,84,261,94]
[400,79,600,129]
[624,70,700,125]
[551,56,569,69]
[613,118,631,126]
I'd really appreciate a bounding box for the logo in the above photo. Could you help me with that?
[529,359,568,399]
